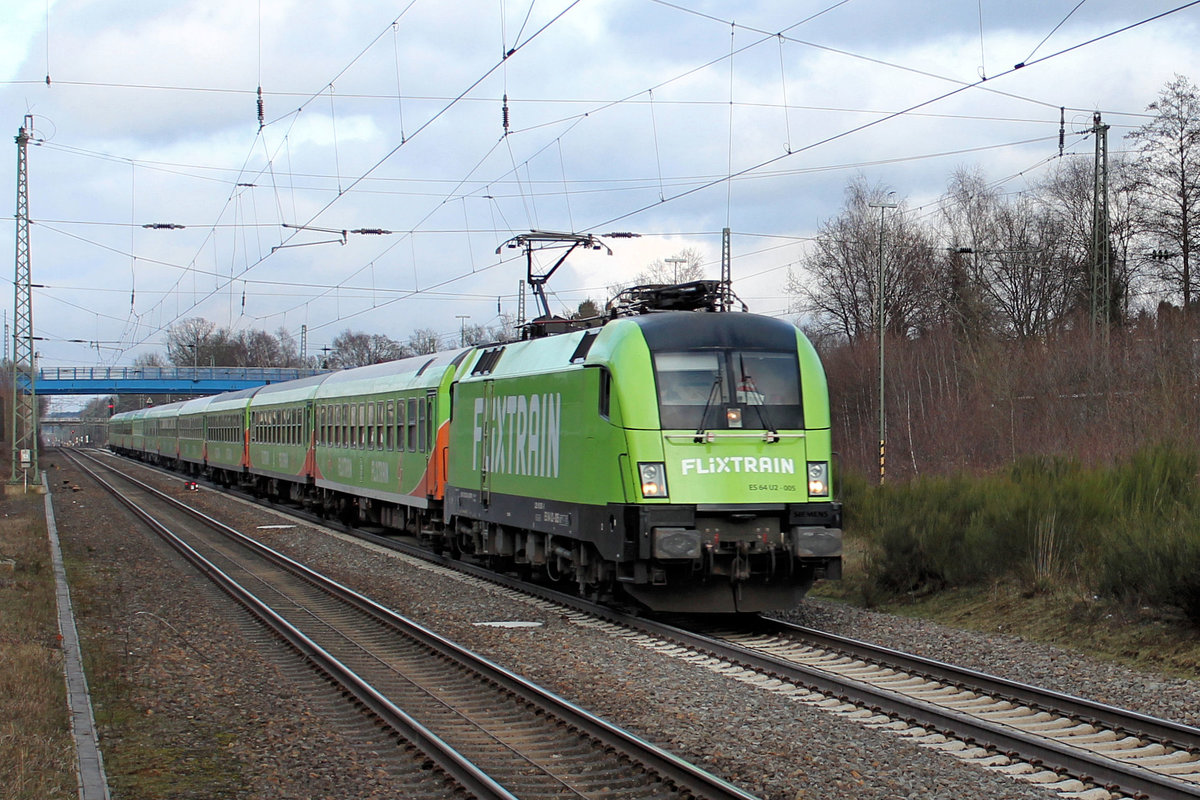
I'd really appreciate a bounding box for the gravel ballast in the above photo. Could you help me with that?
[52,452,1198,799]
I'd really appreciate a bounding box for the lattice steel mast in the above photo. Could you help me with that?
[1090,111,1111,343]
[10,115,39,484]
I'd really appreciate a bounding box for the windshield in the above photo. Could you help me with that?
[654,349,802,430]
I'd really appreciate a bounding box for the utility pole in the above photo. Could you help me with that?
[300,324,308,365]
[456,314,470,346]
[720,227,732,312]
[869,194,897,485]
[1090,111,1111,345]
[516,280,527,334]
[10,116,39,488]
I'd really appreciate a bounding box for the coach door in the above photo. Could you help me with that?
[480,381,493,506]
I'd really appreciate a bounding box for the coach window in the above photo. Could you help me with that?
[366,402,376,449]
[406,397,417,451]
[419,398,429,452]
[376,401,385,449]
[400,398,410,450]
[386,400,395,451]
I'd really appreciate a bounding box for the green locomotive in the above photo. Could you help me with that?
[110,286,841,613]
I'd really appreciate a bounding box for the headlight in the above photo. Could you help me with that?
[638,462,668,499]
[807,462,829,497]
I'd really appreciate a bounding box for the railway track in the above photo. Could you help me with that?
[63,448,759,800]
[334,521,1200,800]
[679,618,1200,800]
[88,447,1200,799]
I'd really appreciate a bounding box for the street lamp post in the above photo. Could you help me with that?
[869,193,897,484]
[664,256,686,284]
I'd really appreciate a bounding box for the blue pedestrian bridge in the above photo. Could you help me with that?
[24,366,332,396]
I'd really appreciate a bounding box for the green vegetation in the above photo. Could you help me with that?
[836,443,1200,629]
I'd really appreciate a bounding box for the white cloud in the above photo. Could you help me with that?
[3,0,1200,365]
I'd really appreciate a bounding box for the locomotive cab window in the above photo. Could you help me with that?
[653,349,802,430]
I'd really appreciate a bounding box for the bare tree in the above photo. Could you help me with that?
[233,329,283,366]
[1038,155,1144,322]
[977,196,1074,338]
[275,327,304,367]
[327,329,408,368]
[461,323,489,346]
[788,177,938,342]
[407,327,442,355]
[637,247,707,284]
[166,317,217,367]
[486,313,519,343]
[1127,74,1200,309]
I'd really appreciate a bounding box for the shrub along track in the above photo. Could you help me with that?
[63,447,759,800]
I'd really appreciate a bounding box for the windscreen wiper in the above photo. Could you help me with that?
[694,375,723,442]
[739,355,776,435]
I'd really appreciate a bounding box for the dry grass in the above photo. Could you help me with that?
[0,493,77,800]
[883,581,1200,680]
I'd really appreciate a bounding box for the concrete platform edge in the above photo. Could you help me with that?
[45,472,112,800]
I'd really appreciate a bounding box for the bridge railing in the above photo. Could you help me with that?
[38,366,330,383]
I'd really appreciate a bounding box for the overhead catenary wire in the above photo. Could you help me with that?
[18,1,1200,362]
[578,2,1200,234]
[115,0,584,355]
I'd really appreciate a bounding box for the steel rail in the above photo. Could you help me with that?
[68,448,760,800]
[64,449,519,800]
[329,529,1200,800]
[767,618,1200,750]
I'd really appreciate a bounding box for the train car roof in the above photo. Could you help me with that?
[198,384,266,412]
[313,348,472,398]
[248,371,336,408]
[458,329,594,381]
[109,407,148,424]
[622,310,802,352]
[179,394,219,416]
[142,399,190,419]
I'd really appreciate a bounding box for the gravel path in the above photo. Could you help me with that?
[53,452,1198,799]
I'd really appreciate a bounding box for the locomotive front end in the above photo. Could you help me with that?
[615,311,842,613]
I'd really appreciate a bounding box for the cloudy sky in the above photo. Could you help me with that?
[2,0,1198,374]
